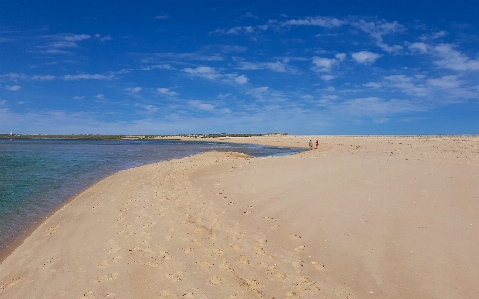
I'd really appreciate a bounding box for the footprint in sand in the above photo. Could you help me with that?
[228,242,241,251]
[195,260,211,267]
[311,261,325,270]
[212,248,224,257]
[43,225,60,237]
[290,234,302,240]
[97,261,109,269]
[239,254,249,265]
[209,276,223,285]
[95,272,119,283]
[294,245,306,252]
[183,247,192,253]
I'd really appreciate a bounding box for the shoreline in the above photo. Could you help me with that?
[1,135,478,298]
[0,140,303,262]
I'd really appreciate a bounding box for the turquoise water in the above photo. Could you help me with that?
[0,139,301,252]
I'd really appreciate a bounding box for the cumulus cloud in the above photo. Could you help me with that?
[410,42,479,71]
[363,82,382,88]
[157,88,178,96]
[144,104,158,113]
[94,94,105,99]
[64,34,91,42]
[95,34,112,42]
[234,75,248,85]
[427,75,461,88]
[352,20,405,54]
[32,75,56,81]
[432,31,448,39]
[214,26,256,35]
[1,73,27,82]
[64,73,113,80]
[409,42,428,53]
[126,87,142,97]
[183,66,248,86]
[432,44,479,71]
[283,16,346,28]
[38,33,92,54]
[338,97,424,117]
[141,64,174,71]
[351,51,382,64]
[311,53,345,72]
[237,60,297,74]
[246,86,269,99]
[5,85,21,91]
[73,96,85,100]
[188,100,215,111]
[183,66,221,80]
[320,75,336,81]
[385,75,428,97]
[153,52,223,61]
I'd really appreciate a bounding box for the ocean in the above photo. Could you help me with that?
[0,138,301,253]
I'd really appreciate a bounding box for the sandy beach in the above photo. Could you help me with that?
[1,136,478,299]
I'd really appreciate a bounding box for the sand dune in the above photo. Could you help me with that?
[1,136,478,298]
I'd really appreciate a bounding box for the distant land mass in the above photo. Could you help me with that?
[0,133,290,140]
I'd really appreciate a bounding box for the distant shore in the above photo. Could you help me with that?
[1,135,478,298]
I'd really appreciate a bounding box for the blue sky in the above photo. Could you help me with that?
[1,0,478,135]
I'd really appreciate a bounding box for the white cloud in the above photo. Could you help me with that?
[363,82,382,88]
[427,75,461,88]
[144,104,158,113]
[155,15,168,20]
[432,31,447,39]
[183,66,221,80]
[126,87,142,98]
[32,75,56,81]
[64,73,113,80]
[64,34,91,42]
[188,100,215,111]
[215,26,255,35]
[73,96,84,100]
[283,16,346,28]
[153,52,223,61]
[157,88,178,96]
[338,97,424,117]
[234,74,248,85]
[321,75,336,81]
[410,42,479,71]
[432,44,479,71]
[94,94,106,99]
[351,51,382,64]
[247,86,269,99]
[95,34,112,42]
[385,75,428,97]
[409,42,428,53]
[352,20,405,54]
[1,73,27,82]
[141,64,174,71]
[311,54,345,72]
[237,60,297,73]
[5,85,21,91]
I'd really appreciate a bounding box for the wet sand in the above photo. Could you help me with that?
[1,136,478,298]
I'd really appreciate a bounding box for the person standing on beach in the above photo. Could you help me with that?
[315,140,318,149]
[309,140,313,150]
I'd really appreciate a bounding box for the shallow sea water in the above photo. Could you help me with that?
[0,138,301,252]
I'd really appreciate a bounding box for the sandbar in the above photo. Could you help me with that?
[1,136,478,298]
